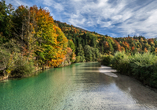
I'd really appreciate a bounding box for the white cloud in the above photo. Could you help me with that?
[43,0,52,6]
[43,6,54,16]
[65,0,157,37]
[68,11,86,27]
[116,1,157,38]
[6,0,29,7]
[54,3,64,11]
[43,0,64,11]
[5,0,157,38]
[44,6,50,11]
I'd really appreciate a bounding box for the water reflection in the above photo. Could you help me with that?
[115,74,157,107]
[0,62,157,110]
[75,62,157,109]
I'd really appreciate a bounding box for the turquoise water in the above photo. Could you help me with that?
[0,62,157,110]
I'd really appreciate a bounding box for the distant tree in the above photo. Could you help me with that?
[68,40,75,52]
[91,36,97,48]
[77,44,85,62]
[108,42,114,54]
[155,48,157,55]
[144,47,148,53]
[113,40,121,52]
[84,45,92,61]
[103,41,110,53]
[131,46,135,51]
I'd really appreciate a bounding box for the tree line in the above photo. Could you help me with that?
[0,0,75,78]
[1,0,157,79]
[55,20,157,56]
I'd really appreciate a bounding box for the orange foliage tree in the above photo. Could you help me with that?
[131,46,135,51]
[103,41,110,53]
[144,47,148,52]
[29,6,68,67]
[155,48,157,55]
[114,40,121,52]
[122,41,130,50]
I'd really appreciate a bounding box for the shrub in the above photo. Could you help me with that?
[150,63,157,87]
[102,55,113,66]
[117,55,131,75]
[129,52,157,85]
[76,56,81,63]
[111,51,126,69]
[110,51,157,88]
[11,59,35,77]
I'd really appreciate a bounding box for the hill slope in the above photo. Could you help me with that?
[55,20,157,55]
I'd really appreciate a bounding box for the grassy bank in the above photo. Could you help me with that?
[102,52,157,88]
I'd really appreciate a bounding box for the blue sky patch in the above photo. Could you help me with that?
[5,0,157,38]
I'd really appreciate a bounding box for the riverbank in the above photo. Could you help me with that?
[0,75,8,81]
[0,61,73,81]
[0,66,48,81]
[101,52,157,89]
[99,64,157,93]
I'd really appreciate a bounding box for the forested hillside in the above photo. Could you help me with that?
[55,20,157,56]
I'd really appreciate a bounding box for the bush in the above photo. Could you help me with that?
[76,56,81,63]
[110,51,157,88]
[129,52,157,86]
[117,55,131,75]
[150,63,157,87]
[110,52,131,74]
[111,51,126,69]
[11,59,35,77]
[102,55,113,66]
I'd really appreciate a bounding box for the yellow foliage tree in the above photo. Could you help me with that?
[30,6,68,67]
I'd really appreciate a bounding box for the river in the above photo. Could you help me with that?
[0,62,157,110]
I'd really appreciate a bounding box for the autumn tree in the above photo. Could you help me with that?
[155,48,157,55]
[68,39,75,52]
[122,41,130,50]
[12,6,43,63]
[113,40,121,52]
[103,41,110,54]
[28,6,68,67]
[144,47,148,53]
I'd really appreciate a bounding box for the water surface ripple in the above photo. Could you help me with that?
[0,62,157,110]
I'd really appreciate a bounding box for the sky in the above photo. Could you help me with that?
[5,0,157,38]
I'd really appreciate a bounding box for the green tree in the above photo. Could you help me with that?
[77,44,85,62]
[0,0,14,42]
[68,40,75,52]
[84,45,92,61]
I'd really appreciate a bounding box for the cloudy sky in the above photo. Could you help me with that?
[5,0,157,38]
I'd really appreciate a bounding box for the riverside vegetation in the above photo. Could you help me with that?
[0,0,100,79]
[1,0,157,88]
[102,52,157,88]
